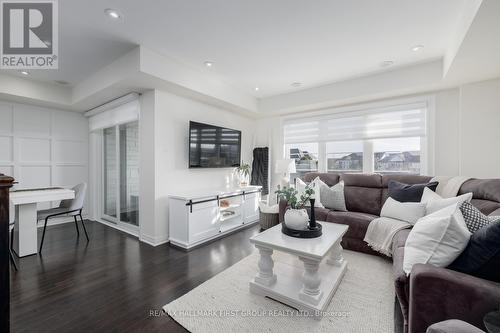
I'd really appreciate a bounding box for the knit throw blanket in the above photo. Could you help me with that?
[364,217,411,257]
[430,176,471,198]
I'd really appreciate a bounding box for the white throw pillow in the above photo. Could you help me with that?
[380,197,426,225]
[296,178,324,208]
[403,203,471,275]
[320,181,347,211]
[421,187,473,214]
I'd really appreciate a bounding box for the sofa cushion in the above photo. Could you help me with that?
[489,208,500,217]
[381,174,433,187]
[459,178,500,203]
[325,211,378,239]
[470,199,500,216]
[393,228,411,249]
[303,172,339,186]
[344,186,382,215]
[341,173,382,188]
[388,180,439,202]
[392,245,410,324]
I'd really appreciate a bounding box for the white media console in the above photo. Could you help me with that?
[168,186,262,249]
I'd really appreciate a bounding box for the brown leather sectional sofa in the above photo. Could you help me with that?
[278,172,500,333]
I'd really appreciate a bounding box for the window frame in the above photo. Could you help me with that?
[282,95,435,176]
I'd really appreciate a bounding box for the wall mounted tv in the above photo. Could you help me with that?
[189,121,241,168]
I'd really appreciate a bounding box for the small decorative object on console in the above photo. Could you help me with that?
[219,199,230,208]
[235,163,251,187]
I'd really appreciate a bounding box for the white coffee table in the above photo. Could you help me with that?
[249,222,348,318]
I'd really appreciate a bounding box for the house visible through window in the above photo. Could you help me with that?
[326,141,363,173]
[283,100,429,176]
[285,143,318,179]
[374,137,421,174]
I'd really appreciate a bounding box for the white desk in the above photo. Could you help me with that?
[10,188,75,257]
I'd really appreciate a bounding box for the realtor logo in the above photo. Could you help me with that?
[1,0,58,69]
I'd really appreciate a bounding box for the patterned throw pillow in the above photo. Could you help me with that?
[459,201,492,233]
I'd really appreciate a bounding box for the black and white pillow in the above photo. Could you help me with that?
[459,201,492,233]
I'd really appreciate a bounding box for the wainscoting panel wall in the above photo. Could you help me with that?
[0,101,89,214]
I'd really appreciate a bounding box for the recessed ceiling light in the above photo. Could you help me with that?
[104,8,122,20]
[291,82,302,88]
[20,70,29,75]
[254,87,260,91]
[411,45,424,52]
[380,61,394,68]
[204,61,213,67]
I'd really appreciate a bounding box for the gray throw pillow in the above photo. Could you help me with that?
[320,181,347,211]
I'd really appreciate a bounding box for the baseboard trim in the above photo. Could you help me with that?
[140,233,169,247]
[93,218,139,238]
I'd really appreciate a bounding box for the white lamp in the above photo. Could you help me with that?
[275,159,296,189]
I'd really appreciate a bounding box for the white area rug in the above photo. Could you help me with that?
[163,250,394,333]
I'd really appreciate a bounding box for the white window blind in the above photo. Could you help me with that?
[284,103,427,144]
[87,99,140,132]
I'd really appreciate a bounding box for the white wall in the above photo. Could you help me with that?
[138,91,157,244]
[255,78,500,200]
[434,88,460,176]
[459,78,500,177]
[138,89,257,245]
[0,100,89,221]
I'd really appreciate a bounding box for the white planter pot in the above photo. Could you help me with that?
[284,209,309,230]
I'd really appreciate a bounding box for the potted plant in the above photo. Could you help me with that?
[236,163,251,187]
[276,185,314,230]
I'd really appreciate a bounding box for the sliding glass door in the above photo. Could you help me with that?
[102,121,139,232]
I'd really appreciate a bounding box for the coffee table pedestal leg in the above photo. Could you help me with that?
[254,246,277,286]
[327,240,345,266]
[299,257,323,306]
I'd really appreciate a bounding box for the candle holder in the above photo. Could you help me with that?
[308,198,320,231]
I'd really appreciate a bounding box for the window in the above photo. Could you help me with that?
[283,100,430,175]
[285,143,318,180]
[374,137,421,174]
[326,141,363,173]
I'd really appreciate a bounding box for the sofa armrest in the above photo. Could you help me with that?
[409,263,500,333]
[426,319,486,333]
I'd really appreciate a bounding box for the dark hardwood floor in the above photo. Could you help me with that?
[10,221,259,333]
[10,221,404,333]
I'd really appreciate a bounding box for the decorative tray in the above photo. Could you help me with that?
[281,222,322,238]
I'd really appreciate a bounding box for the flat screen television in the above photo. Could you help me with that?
[189,121,241,168]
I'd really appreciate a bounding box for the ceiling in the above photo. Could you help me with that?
[0,0,470,97]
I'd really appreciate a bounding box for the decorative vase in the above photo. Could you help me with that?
[239,174,249,187]
[284,209,309,230]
